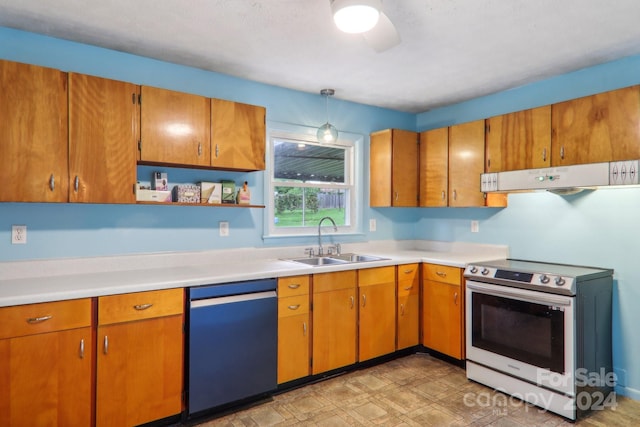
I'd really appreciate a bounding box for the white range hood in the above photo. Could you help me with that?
[481,160,639,193]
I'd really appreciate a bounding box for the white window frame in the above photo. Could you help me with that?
[265,122,361,238]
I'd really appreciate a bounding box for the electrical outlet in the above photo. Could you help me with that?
[219,221,229,237]
[369,219,377,232]
[471,220,479,233]
[12,225,27,244]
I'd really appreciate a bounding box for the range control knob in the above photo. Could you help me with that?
[469,266,478,274]
[481,268,490,276]
[540,274,550,284]
[555,277,566,286]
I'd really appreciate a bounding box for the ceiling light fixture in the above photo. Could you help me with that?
[317,89,339,143]
[331,0,381,34]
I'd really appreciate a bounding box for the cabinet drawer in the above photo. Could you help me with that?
[98,288,184,325]
[0,298,92,339]
[278,295,309,318]
[423,264,462,285]
[278,275,310,298]
[358,266,395,287]
[313,270,357,293]
[397,264,419,296]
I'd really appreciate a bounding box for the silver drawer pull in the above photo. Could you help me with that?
[287,283,301,289]
[103,335,109,355]
[288,304,300,310]
[404,285,413,291]
[27,315,52,324]
[400,303,405,316]
[403,269,414,274]
[436,271,447,277]
[134,303,153,310]
[79,338,85,359]
[303,322,307,336]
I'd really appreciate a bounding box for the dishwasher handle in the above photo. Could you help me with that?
[191,290,276,309]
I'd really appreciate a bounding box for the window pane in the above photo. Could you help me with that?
[274,186,348,227]
[274,140,345,183]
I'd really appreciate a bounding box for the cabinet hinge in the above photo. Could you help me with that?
[138,140,142,152]
[485,123,490,133]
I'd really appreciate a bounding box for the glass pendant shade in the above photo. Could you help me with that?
[317,122,339,143]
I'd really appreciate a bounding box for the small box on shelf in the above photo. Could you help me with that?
[200,182,222,204]
[221,180,236,204]
[135,183,172,202]
[172,184,201,203]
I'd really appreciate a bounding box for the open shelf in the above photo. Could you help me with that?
[136,202,265,208]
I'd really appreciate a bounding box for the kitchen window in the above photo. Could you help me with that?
[266,126,358,237]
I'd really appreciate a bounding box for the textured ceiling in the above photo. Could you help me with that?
[2,0,640,113]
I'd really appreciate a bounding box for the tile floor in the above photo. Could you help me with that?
[191,353,640,426]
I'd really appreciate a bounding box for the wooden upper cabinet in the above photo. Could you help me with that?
[370,129,419,207]
[69,73,139,203]
[448,120,486,207]
[485,105,551,172]
[0,60,68,202]
[211,99,266,170]
[140,86,211,167]
[551,86,640,166]
[419,127,449,207]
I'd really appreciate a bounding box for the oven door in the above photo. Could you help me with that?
[465,280,575,396]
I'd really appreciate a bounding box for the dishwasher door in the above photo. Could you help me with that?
[187,279,277,416]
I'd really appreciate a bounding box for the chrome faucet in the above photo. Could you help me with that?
[317,216,337,256]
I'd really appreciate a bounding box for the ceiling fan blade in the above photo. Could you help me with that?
[362,12,400,52]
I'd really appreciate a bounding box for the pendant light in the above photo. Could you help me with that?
[331,0,382,34]
[317,89,339,143]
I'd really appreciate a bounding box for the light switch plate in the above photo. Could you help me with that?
[219,221,229,237]
[12,225,27,244]
[471,220,479,233]
[369,219,377,232]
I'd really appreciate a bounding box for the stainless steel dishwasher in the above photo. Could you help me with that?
[186,278,277,417]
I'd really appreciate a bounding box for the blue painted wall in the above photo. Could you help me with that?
[415,55,640,400]
[3,25,640,400]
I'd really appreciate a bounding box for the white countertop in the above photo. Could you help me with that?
[0,240,508,307]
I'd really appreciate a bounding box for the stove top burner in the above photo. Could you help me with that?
[464,259,613,296]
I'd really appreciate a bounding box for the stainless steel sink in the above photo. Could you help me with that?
[284,253,389,267]
[329,253,389,263]
[285,256,349,266]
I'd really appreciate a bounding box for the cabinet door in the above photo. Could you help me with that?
[211,99,266,170]
[552,86,640,166]
[448,120,486,207]
[140,86,211,167]
[397,264,420,349]
[422,280,463,359]
[359,282,396,361]
[485,105,551,172]
[370,129,418,207]
[96,315,183,427]
[0,60,68,202]
[69,73,139,203]
[312,287,357,374]
[419,127,448,207]
[0,328,92,427]
[277,312,310,384]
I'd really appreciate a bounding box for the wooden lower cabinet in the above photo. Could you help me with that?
[96,288,184,427]
[358,266,396,361]
[312,270,357,374]
[422,264,465,359]
[277,276,310,384]
[396,264,420,350]
[0,299,93,427]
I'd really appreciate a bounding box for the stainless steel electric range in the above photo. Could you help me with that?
[464,259,614,420]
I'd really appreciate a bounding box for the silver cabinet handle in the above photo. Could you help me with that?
[198,142,202,156]
[395,191,399,201]
[453,190,457,201]
[441,190,445,200]
[49,174,55,191]
[400,303,405,316]
[362,294,366,307]
[560,146,565,159]
[303,322,307,336]
[288,304,300,310]
[287,283,301,289]
[27,315,52,324]
[542,148,547,162]
[79,338,85,359]
[215,143,220,158]
[403,269,414,274]
[454,292,458,305]
[350,296,354,309]
[436,271,447,277]
[133,303,153,310]
[103,335,109,355]
[74,176,79,192]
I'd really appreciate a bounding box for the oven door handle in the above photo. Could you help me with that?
[466,281,572,306]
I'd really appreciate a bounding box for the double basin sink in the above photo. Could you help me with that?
[285,253,389,267]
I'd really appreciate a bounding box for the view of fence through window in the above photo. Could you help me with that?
[273,139,351,228]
